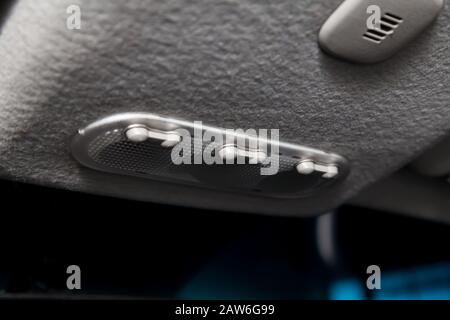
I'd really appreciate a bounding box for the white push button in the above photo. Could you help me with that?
[297,161,339,179]
[125,127,149,142]
[125,125,181,147]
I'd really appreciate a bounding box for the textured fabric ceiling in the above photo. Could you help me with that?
[0,0,449,216]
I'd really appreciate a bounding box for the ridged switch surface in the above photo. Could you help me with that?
[319,0,445,63]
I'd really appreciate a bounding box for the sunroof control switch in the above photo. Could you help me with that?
[319,0,445,63]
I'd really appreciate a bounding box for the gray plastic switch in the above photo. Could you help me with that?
[319,0,445,64]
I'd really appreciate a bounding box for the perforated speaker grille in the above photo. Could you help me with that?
[89,128,176,177]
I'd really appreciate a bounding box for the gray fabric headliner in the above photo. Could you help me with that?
[0,0,449,217]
